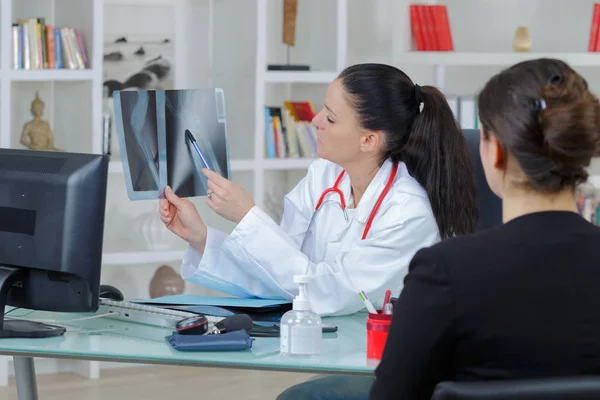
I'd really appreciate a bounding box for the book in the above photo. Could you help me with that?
[590,3,600,52]
[409,4,454,51]
[11,18,87,69]
[264,101,318,159]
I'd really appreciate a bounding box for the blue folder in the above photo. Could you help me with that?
[132,295,290,309]
[132,295,292,322]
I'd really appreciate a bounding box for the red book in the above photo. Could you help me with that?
[589,3,600,52]
[426,5,440,51]
[595,21,600,52]
[410,4,426,51]
[432,5,454,51]
[272,116,281,158]
[419,5,437,50]
[45,25,55,68]
[288,101,315,122]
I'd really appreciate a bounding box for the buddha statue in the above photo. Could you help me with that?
[20,91,62,151]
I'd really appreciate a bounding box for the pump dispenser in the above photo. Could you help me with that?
[280,275,322,356]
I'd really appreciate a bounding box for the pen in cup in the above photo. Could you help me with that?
[185,129,212,171]
[359,290,378,314]
[383,302,393,315]
[383,290,392,306]
[382,289,393,314]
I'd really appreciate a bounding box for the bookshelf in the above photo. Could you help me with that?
[391,0,600,183]
[391,0,600,90]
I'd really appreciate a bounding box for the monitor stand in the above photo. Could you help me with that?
[0,266,66,338]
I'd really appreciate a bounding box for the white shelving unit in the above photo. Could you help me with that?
[391,0,600,184]
[252,0,347,209]
[8,68,98,81]
[390,0,600,98]
[397,51,600,92]
[101,250,184,265]
[263,70,338,84]
[398,52,600,67]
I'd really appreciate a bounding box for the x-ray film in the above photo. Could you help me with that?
[113,88,230,200]
[113,90,165,200]
[163,88,230,198]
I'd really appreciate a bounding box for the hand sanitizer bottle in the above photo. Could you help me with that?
[280,275,322,356]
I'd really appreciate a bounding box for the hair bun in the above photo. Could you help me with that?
[538,72,600,186]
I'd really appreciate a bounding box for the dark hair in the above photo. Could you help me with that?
[478,58,600,192]
[338,63,478,239]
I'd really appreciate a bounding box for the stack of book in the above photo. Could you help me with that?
[445,94,479,130]
[409,4,454,51]
[11,17,88,70]
[577,186,599,226]
[264,101,318,159]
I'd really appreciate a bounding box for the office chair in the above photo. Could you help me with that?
[431,376,600,400]
[462,129,503,231]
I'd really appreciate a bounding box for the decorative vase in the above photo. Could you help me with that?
[513,26,532,52]
[149,265,185,298]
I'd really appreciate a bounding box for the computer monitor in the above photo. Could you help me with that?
[0,148,108,338]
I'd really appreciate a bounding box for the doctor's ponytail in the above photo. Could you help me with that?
[339,63,478,239]
[402,84,478,238]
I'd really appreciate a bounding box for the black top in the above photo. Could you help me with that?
[369,211,600,400]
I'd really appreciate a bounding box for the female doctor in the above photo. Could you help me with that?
[159,63,478,316]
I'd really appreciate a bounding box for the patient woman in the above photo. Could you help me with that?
[369,58,600,399]
[281,58,600,400]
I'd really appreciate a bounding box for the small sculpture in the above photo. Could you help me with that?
[267,0,309,71]
[20,91,62,151]
[282,0,298,47]
[149,265,185,298]
[513,26,532,52]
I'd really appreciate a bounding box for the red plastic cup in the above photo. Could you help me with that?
[366,310,392,360]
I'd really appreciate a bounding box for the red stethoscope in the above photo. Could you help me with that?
[314,162,399,240]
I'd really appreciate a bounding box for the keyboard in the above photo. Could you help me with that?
[98,299,224,329]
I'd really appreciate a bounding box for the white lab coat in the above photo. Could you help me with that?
[180,158,440,316]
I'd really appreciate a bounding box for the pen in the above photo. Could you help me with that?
[359,290,378,314]
[185,129,212,170]
[383,290,392,307]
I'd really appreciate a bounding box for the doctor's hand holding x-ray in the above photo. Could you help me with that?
[160,169,255,246]
[159,63,479,316]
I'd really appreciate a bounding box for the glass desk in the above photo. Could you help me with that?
[0,310,376,400]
